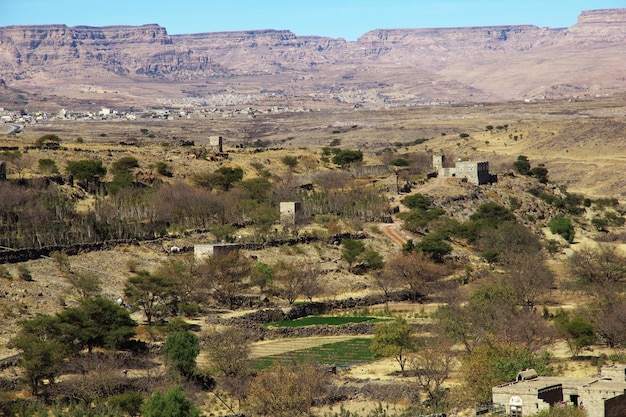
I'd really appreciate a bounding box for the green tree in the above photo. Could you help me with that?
[554,312,595,357]
[341,238,365,267]
[370,318,416,372]
[402,193,432,210]
[142,386,200,417]
[66,159,107,191]
[332,149,363,166]
[63,271,102,299]
[35,134,61,149]
[415,233,453,263]
[111,156,139,175]
[56,296,136,352]
[8,315,68,395]
[281,155,299,169]
[549,215,575,243]
[513,155,531,175]
[193,166,243,191]
[469,202,516,228]
[124,270,177,324]
[163,330,200,378]
[459,343,551,404]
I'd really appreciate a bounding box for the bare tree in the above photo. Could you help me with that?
[409,339,455,412]
[245,362,329,417]
[384,251,448,301]
[568,244,626,286]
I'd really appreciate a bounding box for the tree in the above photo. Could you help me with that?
[549,215,575,243]
[63,271,102,299]
[370,318,416,372]
[56,296,136,352]
[503,251,554,309]
[568,244,626,286]
[554,311,595,357]
[204,327,251,378]
[124,270,177,324]
[469,202,516,228]
[245,362,328,417]
[513,155,531,175]
[9,315,68,395]
[281,155,298,169]
[415,233,453,263]
[459,343,551,404]
[409,340,454,412]
[66,159,107,192]
[384,251,448,301]
[341,238,365,267]
[273,260,304,304]
[402,193,432,210]
[198,250,252,309]
[35,134,61,149]
[163,330,200,378]
[332,149,363,166]
[360,247,385,270]
[193,166,243,191]
[142,386,200,417]
[111,156,139,175]
[154,256,202,315]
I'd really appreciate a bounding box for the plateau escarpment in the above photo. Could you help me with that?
[0,9,625,107]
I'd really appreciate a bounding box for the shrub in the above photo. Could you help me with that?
[281,155,298,168]
[38,158,59,174]
[389,158,411,167]
[332,149,363,166]
[107,391,144,416]
[17,265,32,281]
[549,215,575,243]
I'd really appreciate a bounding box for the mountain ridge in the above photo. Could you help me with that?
[1,8,625,108]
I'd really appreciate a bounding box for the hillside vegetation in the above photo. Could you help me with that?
[1,97,626,417]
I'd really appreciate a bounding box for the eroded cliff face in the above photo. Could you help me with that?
[0,9,625,106]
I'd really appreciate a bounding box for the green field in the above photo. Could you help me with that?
[252,338,376,369]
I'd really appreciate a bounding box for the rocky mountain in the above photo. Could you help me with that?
[1,8,625,108]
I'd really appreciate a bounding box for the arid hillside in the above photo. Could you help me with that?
[1,9,626,109]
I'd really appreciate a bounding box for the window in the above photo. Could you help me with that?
[510,405,522,417]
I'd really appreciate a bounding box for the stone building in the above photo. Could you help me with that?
[433,153,493,185]
[194,243,240,259]
[492,365,626,417]
[279,201,302,227]
[209,136,223,153]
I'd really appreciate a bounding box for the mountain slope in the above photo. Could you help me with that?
[0,9,625,107]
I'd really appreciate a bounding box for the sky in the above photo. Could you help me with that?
[2,0,624,41]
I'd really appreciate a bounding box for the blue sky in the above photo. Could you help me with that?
[2,0,624,40]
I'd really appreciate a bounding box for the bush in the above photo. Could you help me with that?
[402,193,432,210]
[17,265,32,281]
[107,391,144,416]
[389,158,411,167]
[38,158,59,174]
[332,149,363,166]
[281,155,298,168]
[549,215,575,243]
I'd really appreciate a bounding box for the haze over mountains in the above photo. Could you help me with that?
[0,8,625,108]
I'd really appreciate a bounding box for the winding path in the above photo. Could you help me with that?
[380,176,445,247]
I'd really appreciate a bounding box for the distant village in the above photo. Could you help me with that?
[0,104,315,130]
